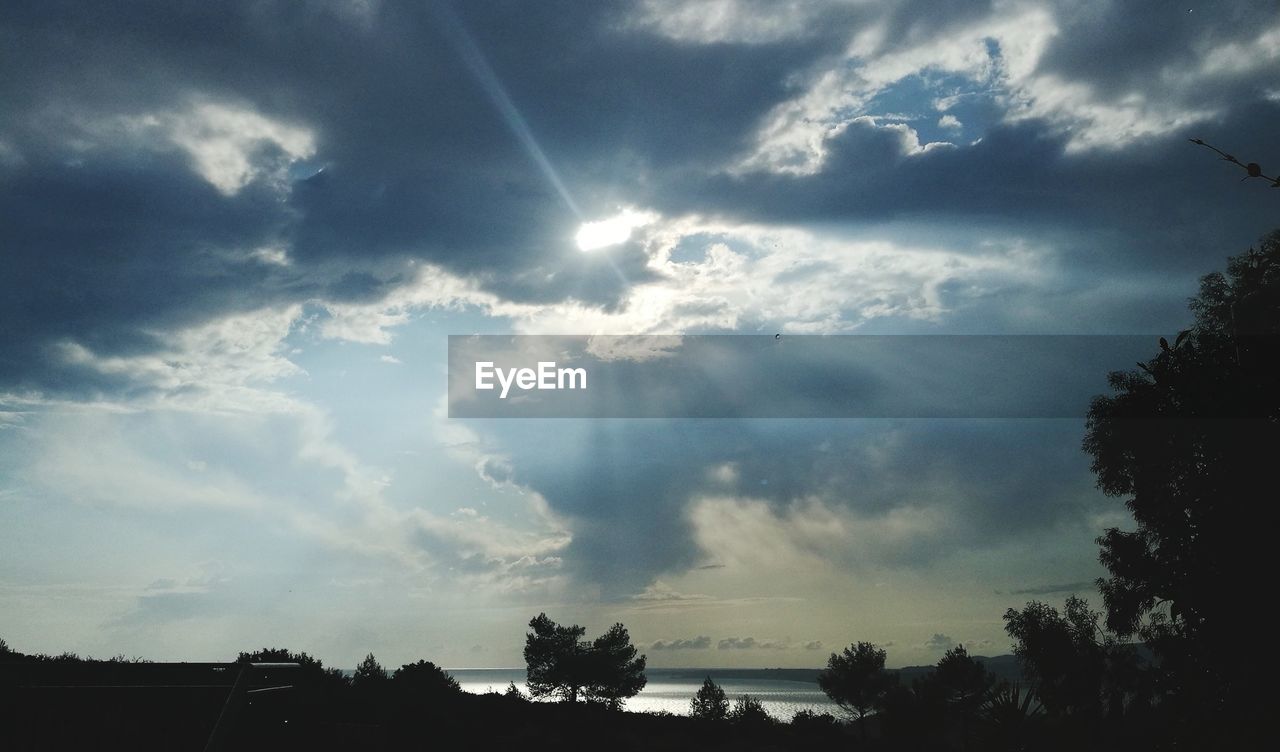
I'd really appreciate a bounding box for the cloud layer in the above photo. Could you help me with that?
[1,0,1273,667]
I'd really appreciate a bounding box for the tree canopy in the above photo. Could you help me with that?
[933,645,994,712]
[817,641,896,739]
[1004,597,1114,719]
[689,676,729,720]
[523,613,646,709]
[392,659,459,701]
[234,646,349,690]
[352,653,389,689]
[585,622,647,709]
[1082,230,1278,734]
[727,694,774,726]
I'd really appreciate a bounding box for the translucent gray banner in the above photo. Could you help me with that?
[447,335,1171,419]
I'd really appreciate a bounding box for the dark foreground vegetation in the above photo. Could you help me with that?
[0,643,852,752]
[3,233,1276,750]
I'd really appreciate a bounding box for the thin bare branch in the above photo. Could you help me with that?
[1189,138,1280,188]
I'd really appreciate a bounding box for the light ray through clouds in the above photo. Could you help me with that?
[431,1,583,220]
[431,2,634,290]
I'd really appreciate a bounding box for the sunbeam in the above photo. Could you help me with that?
[433,2,583,219]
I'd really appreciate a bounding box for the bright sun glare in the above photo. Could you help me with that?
[575,209,653,251]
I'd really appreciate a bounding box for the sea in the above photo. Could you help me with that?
[448,667,837,722]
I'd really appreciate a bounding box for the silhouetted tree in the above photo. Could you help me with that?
[1083,231,1279,743]
[818,641,897,741]
[727,694,773,726]
[352,653,388,686]
[584,622,647,709]
[524,613,589,702]
[934,645,996,750]
[1002,594,1153,752]
[689,676,729,720]
[523,613,646,708]
[1004,597,1107,720]
[392,659,459,704]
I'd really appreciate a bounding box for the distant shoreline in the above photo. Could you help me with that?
[439,655,1024,684]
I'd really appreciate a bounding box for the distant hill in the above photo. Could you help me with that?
[896,654,1025,684]
[653,655,1025,686]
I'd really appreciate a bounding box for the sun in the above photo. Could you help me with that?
[575,208,654,251]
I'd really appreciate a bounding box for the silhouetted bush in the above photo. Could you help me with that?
[235,646,351,718]
[392,659,459,703]
[789,708,840,731]
[727,694,774,727]
[977,681,1044,752]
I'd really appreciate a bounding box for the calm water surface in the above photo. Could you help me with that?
[449,668,837,722]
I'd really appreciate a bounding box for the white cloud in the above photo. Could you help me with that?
[54,305,305,410]
[118,100,315,195]
[708,462,739,484]
[1002,73,1216,153]
[1200,24,1280,76]
[251,246,291,267]
[688,494,954,573]
[163,102,314,194]
[938,114,962,129]
[318,213,1048,342]
[735,2,1037,175]
[624,0,829,44]
[423,395,573,588]
[729,0,1246,173]
[413,504,569,562]
[632,581,712,602]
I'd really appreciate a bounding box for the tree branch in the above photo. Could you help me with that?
[1189,138,1280,188]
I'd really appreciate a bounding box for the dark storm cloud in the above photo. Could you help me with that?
[490,417,1104,594]
[0,0,837,392]
[1003,580,1097,596]
[667,110,1279,281]
[0,152,316,391]
[4,0,1277,396]
[637,1,1280,285]
[1037,0,1273,98]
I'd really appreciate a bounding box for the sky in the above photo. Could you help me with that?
[1,0,1277,670]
